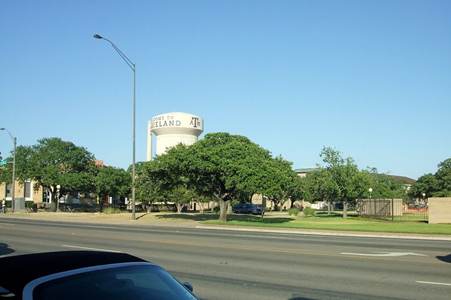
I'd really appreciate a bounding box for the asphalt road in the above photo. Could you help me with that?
[1,217,450,300]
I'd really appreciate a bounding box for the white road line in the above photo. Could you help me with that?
[61,245,121,253]
[341,252,427,257]
[416,281,451,286]
[233,234,296,240]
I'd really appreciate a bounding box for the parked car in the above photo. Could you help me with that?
[0,250,199,300]
[233,203,263,215]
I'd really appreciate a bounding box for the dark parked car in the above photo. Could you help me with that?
[233,203,263,215]
[0,251,199,300]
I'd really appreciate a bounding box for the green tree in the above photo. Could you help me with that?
[94,165,131,209]
[408,174,436,198]
[319,147,369,218]
[135,146,193,211]
[181,133,274,222]
[302,168,339,214]
[136,145,213,213]
[263,156,297,210]
[135,161,159,205]
[435,158,451,196]
[288,175,306,208]
[169,184,198,213]
[363,168,407,200]
[409,158,451,198]
[17,138,96,210]
[0,144,34,185]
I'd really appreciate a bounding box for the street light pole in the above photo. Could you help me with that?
[57,184,61,212]
[0,128,16,213]
[93,34,136,220]
[369,187,374,216]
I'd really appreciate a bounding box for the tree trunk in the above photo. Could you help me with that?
[343,201,348,218]
[175,202,182,213]
[218,199,229,222]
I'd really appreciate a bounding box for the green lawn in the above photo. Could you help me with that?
[201,212,451,235]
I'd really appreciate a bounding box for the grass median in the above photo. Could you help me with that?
[200,212,451,235]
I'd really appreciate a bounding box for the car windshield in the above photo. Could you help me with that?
[29,264,198,300]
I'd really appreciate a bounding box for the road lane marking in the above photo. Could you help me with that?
[62,245,121,253]
[341,252,427,257]
[416,281,451,286]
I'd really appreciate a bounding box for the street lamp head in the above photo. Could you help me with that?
[0,128,5,130]
[369,188,373,193]
[93,34,103,39]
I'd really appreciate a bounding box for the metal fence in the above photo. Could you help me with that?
[357,199,428,222]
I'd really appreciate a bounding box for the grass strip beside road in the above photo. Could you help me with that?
[4,211,451,235]
[202,213,451,235]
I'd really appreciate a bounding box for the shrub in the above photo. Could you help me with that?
[303,207,316,217]
[213,206,220,214]
[288,208,300,216]
[102,207,121,214]
[153,204,176,212]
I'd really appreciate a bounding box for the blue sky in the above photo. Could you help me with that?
[1,0,450,180]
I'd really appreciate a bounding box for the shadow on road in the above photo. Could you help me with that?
[437,254,451,263]
[0,243,14,256]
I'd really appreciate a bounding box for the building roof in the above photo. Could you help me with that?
[389,175,416,184]
[294,168,416,185]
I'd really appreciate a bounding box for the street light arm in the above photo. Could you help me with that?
[0,128,14,142]
[93,34,135,71]
[110,42,135,71]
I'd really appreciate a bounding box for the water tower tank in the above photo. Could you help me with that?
[147,112,204,160]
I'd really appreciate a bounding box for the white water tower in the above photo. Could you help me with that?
[147,112,204,160]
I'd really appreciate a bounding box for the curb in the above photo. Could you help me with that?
[195,225,451,241]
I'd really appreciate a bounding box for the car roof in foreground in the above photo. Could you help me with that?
[0,251,148,298]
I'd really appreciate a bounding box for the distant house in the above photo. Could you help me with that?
[389,175,416,191]
[294,167,320,178]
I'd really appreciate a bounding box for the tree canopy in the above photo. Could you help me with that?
[14,138,96,199]
[409,158,451,198]
[318,147,370,218]
[263,156,298,210]
[3,134,449,218]
[1,137,131,211]
[134,133,277,221]
[94,165,131,205]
